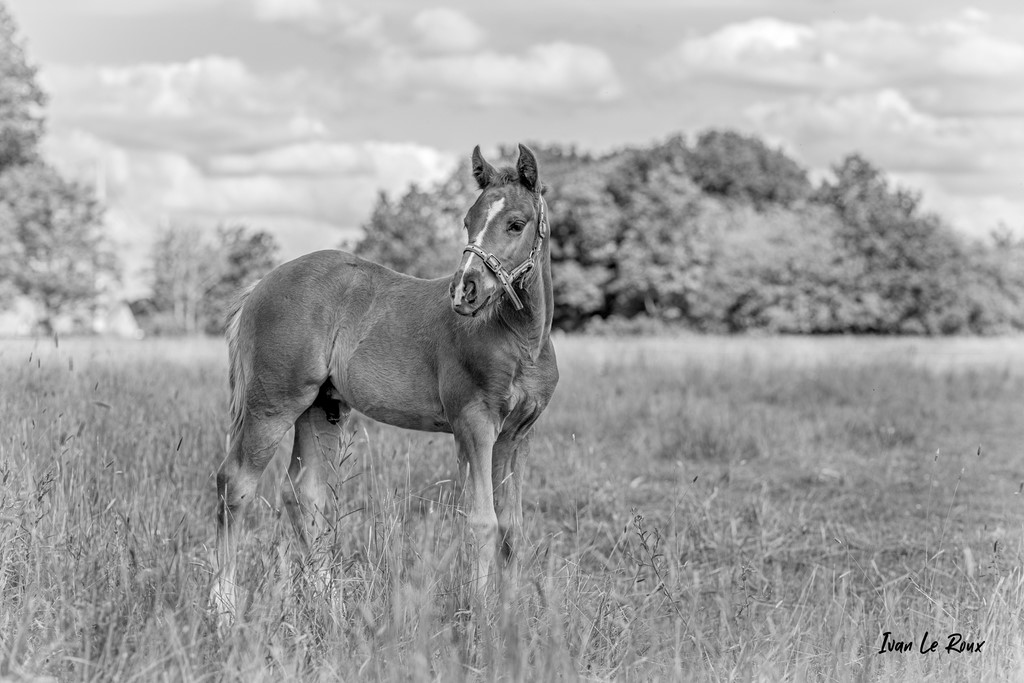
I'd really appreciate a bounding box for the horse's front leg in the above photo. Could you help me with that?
[492,434,529,583]
[452,409,500,592]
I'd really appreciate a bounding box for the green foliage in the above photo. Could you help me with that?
[683,129,812,207]
[601,146,713,320]
[203,225,279,334]
[142,223,280,335]
[815,155,980,334]
[545,140,716,328]
[0,2,45,172]
[541,154,620,327]
[955,239,1024,333]
[355,134,1024,335]
[691,203,858,333]
[0,161,115,331]
[0,2,117,332]
[355,165,474,279]
[146,224,216,335]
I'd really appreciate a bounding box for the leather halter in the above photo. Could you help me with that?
[462,194,548,311]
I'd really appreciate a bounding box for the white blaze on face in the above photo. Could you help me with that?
[452,274,468,306]
[473,197,505,247]
[454,196,505,306]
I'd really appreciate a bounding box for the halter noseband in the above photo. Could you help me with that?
[462,194,547,311]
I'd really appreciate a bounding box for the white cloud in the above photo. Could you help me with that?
[371,42,623,105]
[208,141,455,179]
[747,89,1024,177]
[934,27,1024,77]
[248,0,386,47]
[251,0,324,22]
[88,56,255,118]
[241,0,621,107]
[42,57,345,154]
[654,14,1024,90]
[960,7,991,23]
[73,0,221,14]
[411,7,486,53]
[46,129,455,224]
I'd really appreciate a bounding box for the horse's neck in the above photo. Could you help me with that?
[501,241,553,360]
[536,241,554,343]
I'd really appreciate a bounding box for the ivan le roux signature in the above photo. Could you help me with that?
[878,631,985,654]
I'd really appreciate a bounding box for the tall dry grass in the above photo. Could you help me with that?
[1,335,1023,681]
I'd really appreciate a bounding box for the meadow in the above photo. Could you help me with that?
[1,334,1023,681]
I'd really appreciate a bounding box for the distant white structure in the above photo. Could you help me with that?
[91,300,144,339]
[0,296,38,337]
[0,295,143,338]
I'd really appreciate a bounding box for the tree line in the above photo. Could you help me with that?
[357,134,1024,335]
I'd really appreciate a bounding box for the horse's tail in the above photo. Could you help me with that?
[225,280,259,448]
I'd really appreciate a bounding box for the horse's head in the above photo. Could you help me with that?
[450,143,546,317]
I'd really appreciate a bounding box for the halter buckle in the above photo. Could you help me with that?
[483,254,503,273]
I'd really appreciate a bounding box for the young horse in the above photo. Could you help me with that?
[212,143,558,621]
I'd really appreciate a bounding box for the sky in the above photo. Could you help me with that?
[7,0,1024,296]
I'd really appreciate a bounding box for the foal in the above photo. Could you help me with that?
[212,144,558,620]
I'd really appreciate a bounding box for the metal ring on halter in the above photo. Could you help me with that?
[461,195,547,311]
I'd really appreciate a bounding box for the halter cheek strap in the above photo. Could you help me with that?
[462,196,548,311]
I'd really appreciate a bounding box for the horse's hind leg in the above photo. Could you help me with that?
[283,389,348,600]
[213,412,296,624]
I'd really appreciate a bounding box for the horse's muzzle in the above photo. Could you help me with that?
[450,264,497,317]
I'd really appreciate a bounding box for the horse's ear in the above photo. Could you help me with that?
[516,143,539,192]
[471,145,496,189]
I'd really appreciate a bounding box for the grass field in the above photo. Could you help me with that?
[1,334,1023,681]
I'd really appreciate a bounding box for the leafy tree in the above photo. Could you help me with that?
[202,224,279,333]
[602,144,712,320]
[0,2,45,172]
[354,164,473,279]
[817,154,958,270]
[545,164,619,327]
[689,157,999,335]
[148,224,218,335]
[691,203,863,333]
[0,161,115,332]
[684,130,812,208]
[545,140,716,327]
[815,154,969,333]
[0,2,119,334]
[145,223,279,335]
[956,240,1024,333]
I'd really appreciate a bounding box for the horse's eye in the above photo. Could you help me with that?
[509,221,525,234]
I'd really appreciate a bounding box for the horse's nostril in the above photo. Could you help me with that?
[449,280,456,298]
[464,280,477,303]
